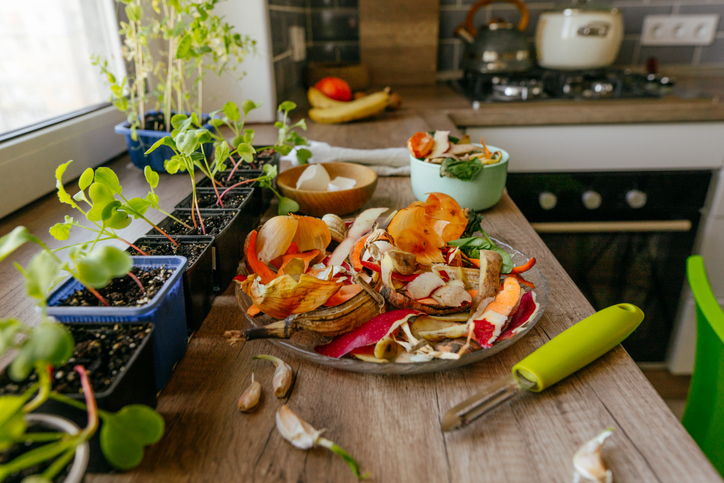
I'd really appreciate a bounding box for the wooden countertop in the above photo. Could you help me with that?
[1,97,721,482]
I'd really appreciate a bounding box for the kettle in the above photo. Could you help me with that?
[455,0,533,74]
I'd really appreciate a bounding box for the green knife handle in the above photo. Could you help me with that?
[512,303,644,392]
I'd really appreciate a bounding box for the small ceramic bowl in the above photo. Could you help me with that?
[277,162,378,217]
[410,144,509,211]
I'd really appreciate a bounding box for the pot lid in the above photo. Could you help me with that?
[547,0,620,14]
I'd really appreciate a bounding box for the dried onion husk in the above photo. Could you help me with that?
[255,214,331,265]
[241,273,342,319]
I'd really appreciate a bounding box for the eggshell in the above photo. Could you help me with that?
[296,164,331,191]
[327,176,357,192]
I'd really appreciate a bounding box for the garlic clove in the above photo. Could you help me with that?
[276,405,322,450]
[238,374,261,412]
[573,427,614,483]
[254,354,294,398]
[296,164,330,191]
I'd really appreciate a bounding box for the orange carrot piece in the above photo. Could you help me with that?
[509,274,535,290]
[286,241,299,255]
[323,284,363,307]
[461,251,480,268]
[349,235,369,272]
[247,304,261,317]
[511,257,536,274]
[278,249,320,277]
[245,230,276,284]
[467,289,479,299]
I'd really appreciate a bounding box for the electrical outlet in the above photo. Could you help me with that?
[289,26,306,62]
[641,14,719,46]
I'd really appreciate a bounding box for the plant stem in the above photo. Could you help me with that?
[85,286,110,307]
[194,197,207,235]
[157,208,193,230]
[118,237,150,256]
[48,392,87,412]
[219,178,258,202]
[21,433,65,443]
[197,63,203,122]
[140,214,179,247]
[127,271,145,293]
[23,364,51,413]
[42,447,77,482]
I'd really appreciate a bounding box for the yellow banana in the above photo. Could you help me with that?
[308,90,390,124]
[308,87,346,109]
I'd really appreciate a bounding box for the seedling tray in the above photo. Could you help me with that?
[150,209,245,292]
[175,187,254,211]
[129,236,215,332]
[46,256,188,391]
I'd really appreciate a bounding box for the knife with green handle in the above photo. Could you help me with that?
[441,303,644,432]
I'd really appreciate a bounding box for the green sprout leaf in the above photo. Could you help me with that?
[9,321,74,381]
[101,201,133,230]
[55,161,80,210]
[0,396,28,451]
[86,183,116,222]
[0,226,42,262]
[241,100,261,115]
[144,166,159,189]
[175,131,199,156]
[222,101,240,122]
[176,34,193,59]
[278,101,296,113]
[145,136,176,155]
[278,196,299,215]
[94,167,123,194]
[79,168,95,190]
[75,246,133,289]
[21,250,61,302]
[296,148,312,165]
[0,319,22,357]
[214,141,230,165]
[99,405,165,470]
[235,143,255,163]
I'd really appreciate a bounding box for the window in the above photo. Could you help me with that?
[0,0,125,140]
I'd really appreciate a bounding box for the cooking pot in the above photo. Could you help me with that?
[455,0,533,74]
[535,3,623,70]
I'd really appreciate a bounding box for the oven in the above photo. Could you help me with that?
[506,171,712,362]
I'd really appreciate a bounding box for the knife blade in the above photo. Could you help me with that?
[441,303,644,432]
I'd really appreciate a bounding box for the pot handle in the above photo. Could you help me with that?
[454,0,529,39]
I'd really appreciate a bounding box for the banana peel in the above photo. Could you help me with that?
[308,87,346,109]
[309,89,390,124]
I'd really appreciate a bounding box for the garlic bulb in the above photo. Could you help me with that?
[322,214,347,243]
[254,354,293,398]
[573,427,614,483]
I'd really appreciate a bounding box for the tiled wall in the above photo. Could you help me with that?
[269,0,724,96]
[439,0,724,76]
[268,0,359,102]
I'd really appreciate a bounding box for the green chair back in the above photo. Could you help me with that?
[683,255,724,477]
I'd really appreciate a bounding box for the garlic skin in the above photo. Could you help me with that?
[238,374,261,412]
[573,427,614,483]
[254,355,293,398]
[322,214,347,243]
[276,405,323,450]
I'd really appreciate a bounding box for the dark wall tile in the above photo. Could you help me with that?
[438,42,457,71]
[311,10,359,41]
[269,10,287,57]
[638,45,696,65]
[679,4,724,31]
[338,43,360,63]
[439,9,467,39]
[268,0,288,5]
[338,0,358,7]
[614,38,637,65]
[288,0,306,6]
[440,0,458,5]
[308,43,337,62]
[700,38,724,64]
[310,0,334,7]
[615,6,671,35]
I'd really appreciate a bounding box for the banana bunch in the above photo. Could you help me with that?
[308,87,390,124]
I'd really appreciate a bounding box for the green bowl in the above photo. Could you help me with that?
[409,144,509,211]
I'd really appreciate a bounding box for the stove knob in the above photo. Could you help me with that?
[539,192,557,210]
[626,189,647,209]
[582,190,602,210]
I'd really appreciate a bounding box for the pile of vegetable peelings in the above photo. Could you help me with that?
[233,193,541,363]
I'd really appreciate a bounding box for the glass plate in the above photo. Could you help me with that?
[239,239,549,375]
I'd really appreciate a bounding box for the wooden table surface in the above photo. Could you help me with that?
[1,98,721,482]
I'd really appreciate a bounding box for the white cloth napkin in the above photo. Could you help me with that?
[282,140,411,176]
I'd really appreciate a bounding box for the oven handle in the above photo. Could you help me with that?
[531,220,692,233]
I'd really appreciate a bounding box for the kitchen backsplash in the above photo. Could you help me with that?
[269,0,723,98]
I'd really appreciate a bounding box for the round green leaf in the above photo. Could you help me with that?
[79,168,95,190]
[144,166,159,189]
[100,405,165,470]
[222,101,240,122]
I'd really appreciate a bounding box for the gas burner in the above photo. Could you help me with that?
[453,68,676,103]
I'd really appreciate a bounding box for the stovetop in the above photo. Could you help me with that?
[452,68,676,104]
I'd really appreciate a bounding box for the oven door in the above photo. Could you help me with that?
[507,171,712,363]
[532,219,697,362]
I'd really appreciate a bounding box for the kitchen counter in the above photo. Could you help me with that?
[0,91,721,481]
